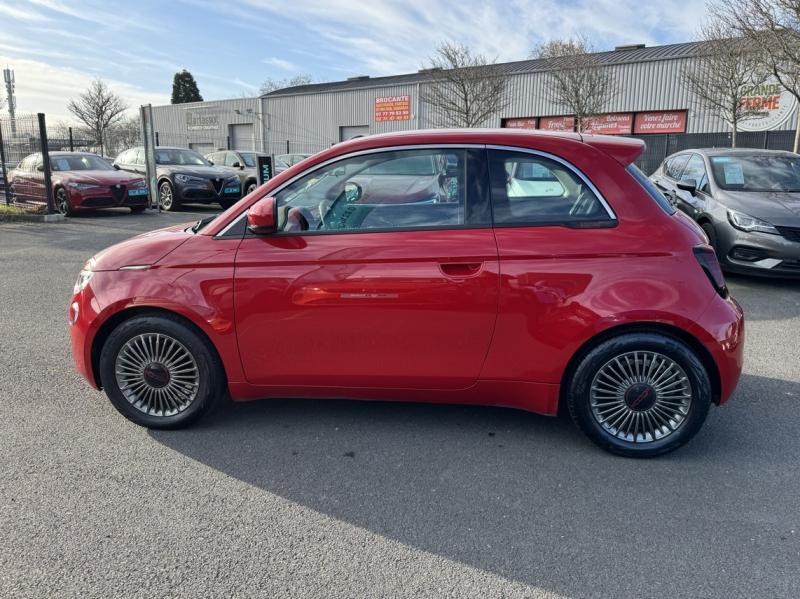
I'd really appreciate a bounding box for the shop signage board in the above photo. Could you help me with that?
[375,96,411,122]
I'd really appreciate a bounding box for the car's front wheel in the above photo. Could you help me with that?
[56,187,74,216]
[158,180,179,211]
[99,314,224,429]
[567,332,711,457]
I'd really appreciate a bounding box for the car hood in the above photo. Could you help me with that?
[91,223,193,271]
[52,170,145,186]
[157,165,238,178]
[718,190,800,226]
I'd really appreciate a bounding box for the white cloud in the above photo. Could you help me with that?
[263,57,298,71]
[0,3,50,22]
[0,55,169,123]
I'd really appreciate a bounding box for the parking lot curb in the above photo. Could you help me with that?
[0,212,65,223]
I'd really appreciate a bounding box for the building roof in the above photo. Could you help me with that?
[263,40,710,98]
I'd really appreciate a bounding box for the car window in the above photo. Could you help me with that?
[628,165,676,214]
[709,154,800,192]
[665,154,691,180]
[225,153,241,167]
[682,154,710,193]
[488,150,611,225]
[274,148,487,234]
[51,155,114,171]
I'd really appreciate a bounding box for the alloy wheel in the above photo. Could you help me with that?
[56,189,69,215]
[589,351,692,443]
[159,182,173,210]
[114,333,200,417]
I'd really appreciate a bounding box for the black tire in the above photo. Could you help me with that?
[701,222,717,252]
[158,180,180,211]
[98,314,224,429]
[245,180,258,196]
[130,206,147,214]
[567,332,711,458]
[55,187,74,216]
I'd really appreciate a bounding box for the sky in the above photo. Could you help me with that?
[0,0,710,124]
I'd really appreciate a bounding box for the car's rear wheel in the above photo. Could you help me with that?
[99,314,224,429]
[567,333,711,457]
[56,187,74,216]
[246,181,258,195]
[158,180,179,211]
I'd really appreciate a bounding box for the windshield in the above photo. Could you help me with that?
[51,155,114,171]
[239,152,257,168]
[155,149,209,166]
[709,154,800,192]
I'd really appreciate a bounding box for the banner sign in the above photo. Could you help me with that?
[502,117,537,129]
[375,96,411,122]
[538,115,574,131]
[583,113,633,135]
[738,81,798,131]
[185,110,219,131]
[257,155,274,185]
[633,111,687,134]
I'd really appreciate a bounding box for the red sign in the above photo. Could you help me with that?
[633,111,687,134]
[374,96,411,122]
[502,117,537,129]
[583,113,633,135]
[538,116,574,131]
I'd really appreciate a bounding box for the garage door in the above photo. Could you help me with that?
[229,124,254,151]
[189,142,214,155]
[339,125,369,141]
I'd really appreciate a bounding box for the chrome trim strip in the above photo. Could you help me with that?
[485,144,617,220]
[118,264,151,271]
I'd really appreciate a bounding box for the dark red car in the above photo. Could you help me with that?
[69,130,744,457]
[10,152,149,215]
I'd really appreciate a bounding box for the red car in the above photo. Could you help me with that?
[68,130,744,457]
[10,152,149,215]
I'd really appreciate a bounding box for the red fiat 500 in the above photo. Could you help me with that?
[69,130,744,457]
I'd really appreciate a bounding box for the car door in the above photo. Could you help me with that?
[30,156,48,203]
[653,154,690,209]
[675,153,709,219]
[233,146,499,390]
[10,156,32,200]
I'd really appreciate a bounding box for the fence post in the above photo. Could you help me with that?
[38,113,56,214]
[286,139,290,154]
[68,127,74,152]
[140,105,159,213]
[226,135,231,150]
[155,131,159,147]
[0,120,10,205]
[763,131,768,149]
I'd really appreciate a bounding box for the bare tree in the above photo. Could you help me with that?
[259,74,314,95]
[714,0,800,152]
[682,22,769,147]
[104,115,142,157]
[67,79,128,156]
[534,37,615,132]
[420,41,509,128]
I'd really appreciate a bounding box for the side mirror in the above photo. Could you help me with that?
[231,161,242,169]
[207,160,214,165]
[113,163,120,170]
[247,196,277,235]
[677,178,698,195]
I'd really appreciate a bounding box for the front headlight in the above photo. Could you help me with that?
[225,175,240,185]
[175,174,205,185]
[727,209,780,235]
[74,269,94,294]
[67,182,100,190]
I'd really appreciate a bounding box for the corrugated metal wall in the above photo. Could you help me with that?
[149,55,798,156]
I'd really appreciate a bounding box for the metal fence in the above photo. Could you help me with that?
[628,130,797,175]
[0,113,55,212]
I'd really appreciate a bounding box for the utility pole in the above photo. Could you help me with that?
[3,68,16,136]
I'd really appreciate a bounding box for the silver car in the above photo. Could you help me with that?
[651,148,800,277]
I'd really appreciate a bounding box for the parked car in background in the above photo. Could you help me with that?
[70,129,744,457]
[651,148,800,277]
[9,152,148,215]
[205,149,268,196]
[275,153,311,174]
[114,146,242,211]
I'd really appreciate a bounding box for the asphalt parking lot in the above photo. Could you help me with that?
[1,208,799,599]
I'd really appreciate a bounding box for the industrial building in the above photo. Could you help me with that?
[150,40,799,173]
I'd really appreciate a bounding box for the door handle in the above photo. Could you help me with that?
[439,262,483,277]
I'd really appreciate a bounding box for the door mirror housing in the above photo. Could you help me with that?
[677,178,697,195]
[231,161,242,169]
[113,163,120,170]
[247,196,277,235]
